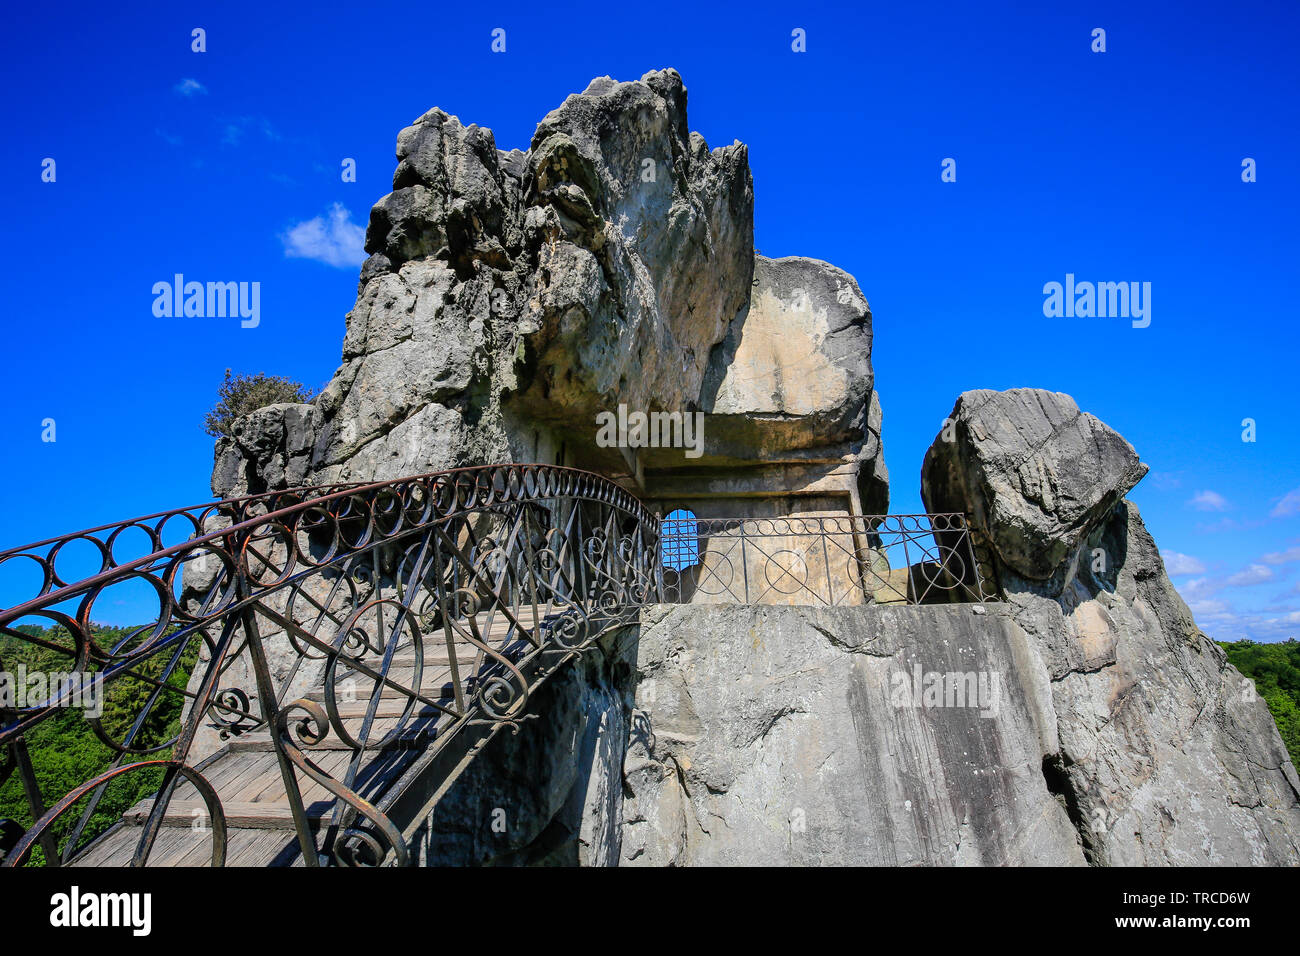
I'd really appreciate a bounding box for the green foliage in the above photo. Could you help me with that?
[1220,637,1300,773]
[1,623,200,865]
[203,368,317,438]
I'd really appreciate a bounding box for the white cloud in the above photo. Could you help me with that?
[1224,564,1274,588]
[1188,598,1230,617]
[1176,563,1277,601]
[1161,551,1206,576]
[174,78,207,97]
[1183,596,1300,642]
[1188,490,1230,512]
[1270,488,1300,518]
[1262,546,1300,565]
[281,204,366,268]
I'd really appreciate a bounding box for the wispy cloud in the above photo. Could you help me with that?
[1161,550,1206,576]
[1262,546,1300,565]
[1188,490,1230,512]
[1188,598,1230,617]
[1179,564,1277,601]
[1149,471,1183,491]
[1185,597,1300,642]
[281,203,366,268]
[155,128,182,147]
[174,78,207,97]
[1271,488,1300,518]
[1224,564,1275,588]
[222,116,280,147]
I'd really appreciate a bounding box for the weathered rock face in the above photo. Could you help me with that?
[210,70,887,515]
[1014,501,1300,864]
[211,69,772,496]
[621,603,1084,865]
[703,257,872,452]
[690,255,887,509]
[516,73,753,423]
[921,389,1147,580]
[922,387,1300,864]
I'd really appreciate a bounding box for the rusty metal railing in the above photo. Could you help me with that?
[0,466,998,868]
[0,465,658,867]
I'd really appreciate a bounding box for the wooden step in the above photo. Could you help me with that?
[225,733,432,753]
[121,799,335,829]
[324,698,457,720]
[72,824,309,867]
[73,605,572,865]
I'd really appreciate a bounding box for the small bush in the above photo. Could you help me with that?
[203,369,317,438]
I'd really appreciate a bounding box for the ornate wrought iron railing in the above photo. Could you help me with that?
[0,465,658,867]
[0,466,997,868]
[657,514,999,607]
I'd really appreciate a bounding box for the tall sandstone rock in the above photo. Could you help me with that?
[212,69,885,503]
[213,71,856,497]
[922,389,1300,864]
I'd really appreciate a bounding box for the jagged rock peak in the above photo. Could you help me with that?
[210,70,885,509]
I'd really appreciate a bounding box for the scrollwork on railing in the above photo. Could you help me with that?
[0,466,998,868]
[0,465,659,867]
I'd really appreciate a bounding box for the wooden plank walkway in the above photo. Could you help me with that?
[70,606,552,866]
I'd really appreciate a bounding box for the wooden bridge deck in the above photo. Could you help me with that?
[70,607,551,867]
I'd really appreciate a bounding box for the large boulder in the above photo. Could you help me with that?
[699,256,879,460]
[514,71,753,422]
[921,388,1147,580]
[917,387,1300,864]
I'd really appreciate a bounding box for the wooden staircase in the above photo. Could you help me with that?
[70,607,551,866]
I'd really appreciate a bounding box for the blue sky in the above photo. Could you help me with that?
[1,0,1298,639]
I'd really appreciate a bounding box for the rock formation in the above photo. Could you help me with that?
[212,68,885,526]
[432,388,1298,866]
[696,255,888,513]
[201,72,1300,866]
[921,388,1300,864]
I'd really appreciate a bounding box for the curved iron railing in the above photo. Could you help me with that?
[0,465,659,867]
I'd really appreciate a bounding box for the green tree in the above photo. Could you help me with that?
[1220,637,1300,772]
[203,368,317,438]
[1,623,200,865]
